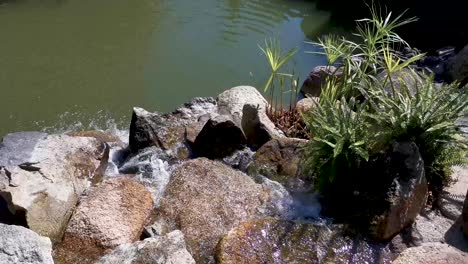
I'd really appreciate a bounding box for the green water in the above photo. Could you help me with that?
[0,0,338,136]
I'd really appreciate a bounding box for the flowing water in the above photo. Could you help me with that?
[0,0,341,136]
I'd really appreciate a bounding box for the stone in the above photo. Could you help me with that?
[55,177,154,263]
[248,138,308,191]
[129,97,217,153]
[217,86,283,147]
[241,104,282,150]
[0,133,107,241]
[0,223,54,264]
[295,97,319,116]
[392,242,468,264]
[216,218,391,264]
[97,230,195,264]
[438,166,468,221]
[68,130,125,147]
[322,141,427,241]
[158,158,280,263]
[300,66,342,97]
[193,115,247,159]
[369,142,428,240]
[377,68,424,96]
[217,86,268,121]
[448,44,468,86]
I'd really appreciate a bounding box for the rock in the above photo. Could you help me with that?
[377,69,424,96]
[0,133,107,241]
[370,142,428,240]
[448,44,468,86]
[300,66,342,97]
[217,86,283,149]
[193,115,247,159]
[129,97,217,154]
[0,223,54,264]
[392,242,468,264]
[438,166,468,221]
[322,141,427,241]
[217,86,268,121]
[158,158,279,263]
[295,97,319,116]
[216,218,391,264]
[97,230,195,264]
[464,188,468,236]
[248,138,308,191]
[56,177,154,263]
[68,130,125,147]
[241,104,282,150]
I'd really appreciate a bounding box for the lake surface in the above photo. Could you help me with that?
[0,0,339,136]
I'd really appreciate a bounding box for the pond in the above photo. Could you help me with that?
[0,0,340,136]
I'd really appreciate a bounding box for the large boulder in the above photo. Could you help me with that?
[0,223,54,264]
[97,230,195,264]
[248,138,309,191]
[0,132,107,241]
[448,44,468,86]
[300,66,342,97]
[323,141,427,241]
[193,115,246,159]
[216,218,391,264]
[158,158,283,263]
[55,177,154,263]
[392,242,468,264]
[377,69,424,96]
[129,97,217,155]
[217,86,283,148]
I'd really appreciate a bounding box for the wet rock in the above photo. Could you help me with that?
[118,147,171,205]
[56,177,154,263]
[216,218,391,264]
[0,223,54,264]
[447,44,468,85]
[193,115,247,159]
[370,142,428,240]
[0,133,107,241]
[392,242,468,264]
[248,138,308,191]
[68,130,125,147]
[129,97,217,155]
[295,97,319,116]
[97,230,195,264]
[323,141,427,241]
[241,104,282,150]
[300,66,343,97]
[158,158,280,263]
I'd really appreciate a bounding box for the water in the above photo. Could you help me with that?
[0,0,339,137]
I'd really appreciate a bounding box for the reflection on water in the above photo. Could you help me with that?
[0,0,339,136]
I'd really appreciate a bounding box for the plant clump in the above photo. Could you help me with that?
[302,7,468,203]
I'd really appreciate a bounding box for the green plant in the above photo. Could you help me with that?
[259,38,298,114]
[364,76,468,195]
[303,6,468,197]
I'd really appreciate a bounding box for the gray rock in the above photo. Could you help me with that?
[158,158,285,263]
[300,66,342,97]
[97,230,195,264]
[55,177,154,264]
[377,69,424,96]
[241,104,282,150]
[392,242,468,264]
[370,142,428,240]
[217,86,283,149]
[129,97,217,155]
[0,133,107,241]
[193,115,247,159]
[448,44,468,85]
[464,188,468,237]
[0,223,53,264]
